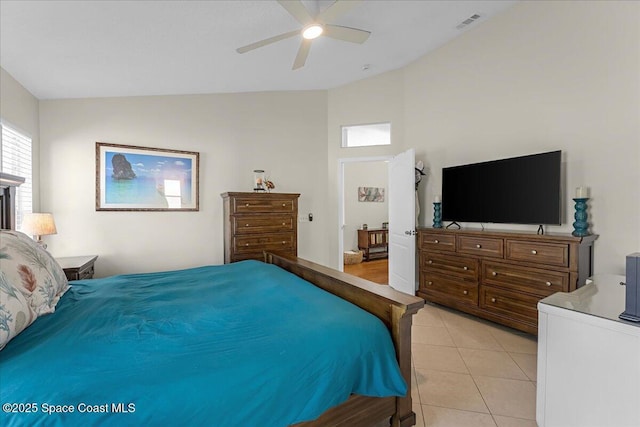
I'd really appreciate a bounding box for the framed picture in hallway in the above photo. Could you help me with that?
[358,186,385,202]
[96,142,199,211]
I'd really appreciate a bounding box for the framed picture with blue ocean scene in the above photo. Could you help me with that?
[96,142,199,211]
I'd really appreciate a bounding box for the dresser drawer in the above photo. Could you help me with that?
[57,256,98,281]
[457,235,504,258]
[421,252,478,280]
[421,273,478,305]
[232,198,296,214]
[231,250,295,262]
[482,261,569,297]
[506,240,569,267]
[76,264,95,280]
[233,215,294,235]
[479,285,539,325]
[419,232,456,252]
[234,233,295,253]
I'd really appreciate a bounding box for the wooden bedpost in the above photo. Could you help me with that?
[390,304,420,427]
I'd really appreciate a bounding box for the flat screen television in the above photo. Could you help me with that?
[442,150,562,225]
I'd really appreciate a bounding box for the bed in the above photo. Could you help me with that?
[0,176,424,427]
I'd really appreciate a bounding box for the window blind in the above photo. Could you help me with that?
[1,123,33,228]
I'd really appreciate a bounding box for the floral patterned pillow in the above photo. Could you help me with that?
[0,271,37,350]
[0,230,69,316]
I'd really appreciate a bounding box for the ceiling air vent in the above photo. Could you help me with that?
[456,14,482,30]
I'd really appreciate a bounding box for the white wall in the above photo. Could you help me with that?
[7,0,639,276]
[343,160,388,251]
[38,91,329,276]
[0,67,40,211]
[328,0,640,274]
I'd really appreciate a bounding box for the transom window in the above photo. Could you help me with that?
[341,122,391,148]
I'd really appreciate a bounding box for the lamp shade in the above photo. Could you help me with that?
[21,213,57,237]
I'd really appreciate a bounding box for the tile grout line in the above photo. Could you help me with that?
[411,358,427,427]
[488,326,538,384]
[441,308,533,424]
[414,305,448,427]
[415,304,539,425]
[504,350,534,382]
[439,308,497,423]
[454,339,495,421]
[411,323,427,427]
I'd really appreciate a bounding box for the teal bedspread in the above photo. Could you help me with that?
[0,260,406,426]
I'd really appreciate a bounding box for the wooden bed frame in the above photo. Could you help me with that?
[0,172,25,230]
[0,175,424,426]
[265,252,424,427]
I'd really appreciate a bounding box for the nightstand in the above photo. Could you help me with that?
[56,255,98,281]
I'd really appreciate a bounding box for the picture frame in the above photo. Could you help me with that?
[96,142,199,211]
[358,187,385,202]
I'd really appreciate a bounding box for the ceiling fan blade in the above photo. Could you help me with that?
[236,29,300,54]
[317,0,363,23]
[323,24,370,44]
[292,39,312,70]
[277,0,313,26]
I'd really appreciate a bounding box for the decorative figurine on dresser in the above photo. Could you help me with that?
[221,192,299,263]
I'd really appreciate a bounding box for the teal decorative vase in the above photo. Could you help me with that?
[572,198,590,237]
[433,202,442,228]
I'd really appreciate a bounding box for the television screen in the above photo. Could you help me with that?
[442,151,562,225]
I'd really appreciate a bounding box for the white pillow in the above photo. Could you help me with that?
[0,271,37,350]
[0,230,69,316]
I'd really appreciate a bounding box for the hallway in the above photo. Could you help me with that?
[343,258,388,284]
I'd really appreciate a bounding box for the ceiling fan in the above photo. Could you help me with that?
[236,0,371,70]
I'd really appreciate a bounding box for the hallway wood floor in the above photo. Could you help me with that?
[343,258,388,284]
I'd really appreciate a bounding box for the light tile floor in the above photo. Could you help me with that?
[411,302,538,427]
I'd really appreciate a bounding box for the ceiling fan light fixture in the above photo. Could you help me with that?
[236,0,370,70]
[302,25,323,40]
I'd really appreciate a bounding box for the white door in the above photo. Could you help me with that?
[388,149,416,295]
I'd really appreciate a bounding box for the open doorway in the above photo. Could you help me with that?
[338,150,417,295]
[340,158,390,284]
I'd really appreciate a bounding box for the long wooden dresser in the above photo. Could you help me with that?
[221,192,299,263]
[417,227,598,334]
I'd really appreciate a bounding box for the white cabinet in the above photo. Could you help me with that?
[537,274,640,427]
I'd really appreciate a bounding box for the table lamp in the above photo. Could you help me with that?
[21,213,57,250]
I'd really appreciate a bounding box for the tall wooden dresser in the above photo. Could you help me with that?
[221,192,299,263]
[417,227,597,334]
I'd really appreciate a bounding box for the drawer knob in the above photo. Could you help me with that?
[282,222,286,225]
[434,239,439,243]
[245,223,249,227]
[492,271,497,276]
[463,290,468,295]
[476,244,481,248]
[491,297,497,303]
[282,241,286,244]
[427,281,433,285]
[245,243,249,246]
[428,260,433,264]
[282,203,286,207]
[463,266,468,270]
[546,281,552,286]
[245,203,250,207]
[531,250,538,255]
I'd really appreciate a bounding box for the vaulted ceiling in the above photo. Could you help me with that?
[0,0,516,99]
